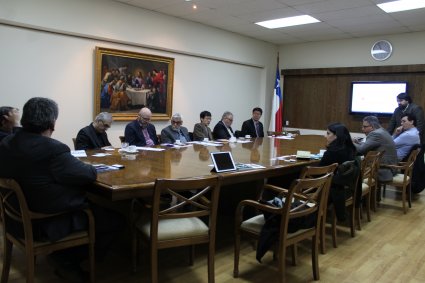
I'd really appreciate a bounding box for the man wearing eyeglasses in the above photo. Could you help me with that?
[75,112,113,150]
[161,113,191,144]
[213,111,235,140]
[354,115,398,182]
[124,107,159,146]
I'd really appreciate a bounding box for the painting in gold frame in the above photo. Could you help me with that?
[94,47,174,121]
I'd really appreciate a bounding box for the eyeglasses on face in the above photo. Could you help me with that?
[172,120,183,125]
[100,121,111,128]
[362,124,371,129]
[138,115,151,121]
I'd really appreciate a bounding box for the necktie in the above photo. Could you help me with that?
[255,122,259,137]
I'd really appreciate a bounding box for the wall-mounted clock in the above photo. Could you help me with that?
[371,40,393,61]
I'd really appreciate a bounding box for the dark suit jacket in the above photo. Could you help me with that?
[241,119,264,137]
[213,121,233,139]
[124,120,159,146]
[193,123,213,141]
[160,125,191,144]
[0,130,97,241]
[75,124,111,150]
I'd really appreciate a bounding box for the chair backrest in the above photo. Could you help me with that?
[150,176,221,242]
[119,136,125,143]
[404,147,421,179]
[299,163,338,179]
[72,138,77,150]
[0,178,35,240]
[278,173,333,237]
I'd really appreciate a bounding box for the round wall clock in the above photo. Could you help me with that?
[371,40,393,61]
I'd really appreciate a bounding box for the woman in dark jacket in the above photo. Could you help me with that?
[319,122,358,221]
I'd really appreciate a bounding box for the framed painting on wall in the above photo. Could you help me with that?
[94,47,174,121]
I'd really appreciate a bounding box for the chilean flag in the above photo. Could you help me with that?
[270,62,282,132]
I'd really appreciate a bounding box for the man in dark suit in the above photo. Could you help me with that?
[354,115,398,182]
[241,107,264,138]
[75,112,113,150]
[193,110,213,141]
[0,97,123,281]
[213,111,235,140]
[124,107,159,146]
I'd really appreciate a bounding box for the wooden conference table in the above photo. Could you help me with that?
[82,135,326,201]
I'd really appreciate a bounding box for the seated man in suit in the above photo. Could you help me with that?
[392,113,420,161]
[213,111,235,140]
[354,116,398,182]
[0,106,20,142]
[161,113,191,144]
[193,110,213,141]
[0,97,123,281]
[241,107,264,138]
[124,107,159,146]
[75,112,113,150]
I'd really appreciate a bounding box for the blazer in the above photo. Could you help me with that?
[161,125,191,144]
[0,130,97,241]
[193,123,213,141]
[355,127,398,181]
[124,120,159,146]
[75,124,111,150]
[213,121,234,139]
[241,119,264,138]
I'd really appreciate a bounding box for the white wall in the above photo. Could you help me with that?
[0,0,278,148]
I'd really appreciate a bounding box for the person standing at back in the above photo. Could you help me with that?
[241,107,264,138]
[193,110,213,141]
[75,112,113,150]
[387,92,425,143]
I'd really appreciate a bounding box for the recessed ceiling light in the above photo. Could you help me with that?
[255,15,320,29]
[185,0,191,2]
[192,4,197,9]
[377,0,425,13]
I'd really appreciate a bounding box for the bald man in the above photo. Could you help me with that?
[124,107,159,146]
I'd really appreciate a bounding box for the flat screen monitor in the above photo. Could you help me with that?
[350,81,407,116]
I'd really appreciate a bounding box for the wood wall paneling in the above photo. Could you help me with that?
[281,65,425,132]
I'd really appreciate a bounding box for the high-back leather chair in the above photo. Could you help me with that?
[131,176,221,283]
[0,178,95,283]
[233,173,333,283]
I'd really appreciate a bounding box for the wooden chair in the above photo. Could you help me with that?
[119,136,125,143]
[72,137,77,150]
[299,163,338,254]
[330,158,361,247]
[131,176,221,283]
[360,151,382,218]
[0,178,95,283]
[379,148,421,213]
[156,134,161,144]
[233,173,333,283]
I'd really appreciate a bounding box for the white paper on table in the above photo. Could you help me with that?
[71,150,87,157]
[135,147,165,152]
[275,136,294,140]
[92,153,112,157]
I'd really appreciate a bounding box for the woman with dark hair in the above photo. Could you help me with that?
[320,122,358,222]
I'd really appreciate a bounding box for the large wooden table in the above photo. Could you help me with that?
[82,135,326,201]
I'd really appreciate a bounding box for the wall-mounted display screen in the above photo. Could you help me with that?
[350,81,407,116]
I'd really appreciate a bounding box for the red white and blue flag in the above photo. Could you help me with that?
[270,59,282,132]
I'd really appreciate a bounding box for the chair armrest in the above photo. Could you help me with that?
[235,199,282,225]
[262,184,288,197]
[380,164,405,170]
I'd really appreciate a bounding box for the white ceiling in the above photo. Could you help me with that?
[112,0,425,45]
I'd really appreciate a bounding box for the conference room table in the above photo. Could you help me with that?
[82,135,327,201]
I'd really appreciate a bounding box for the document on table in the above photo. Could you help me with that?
[71,150,87,157]
[135,147,165,151]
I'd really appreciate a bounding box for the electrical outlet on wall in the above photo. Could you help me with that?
[285,120,289,126]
